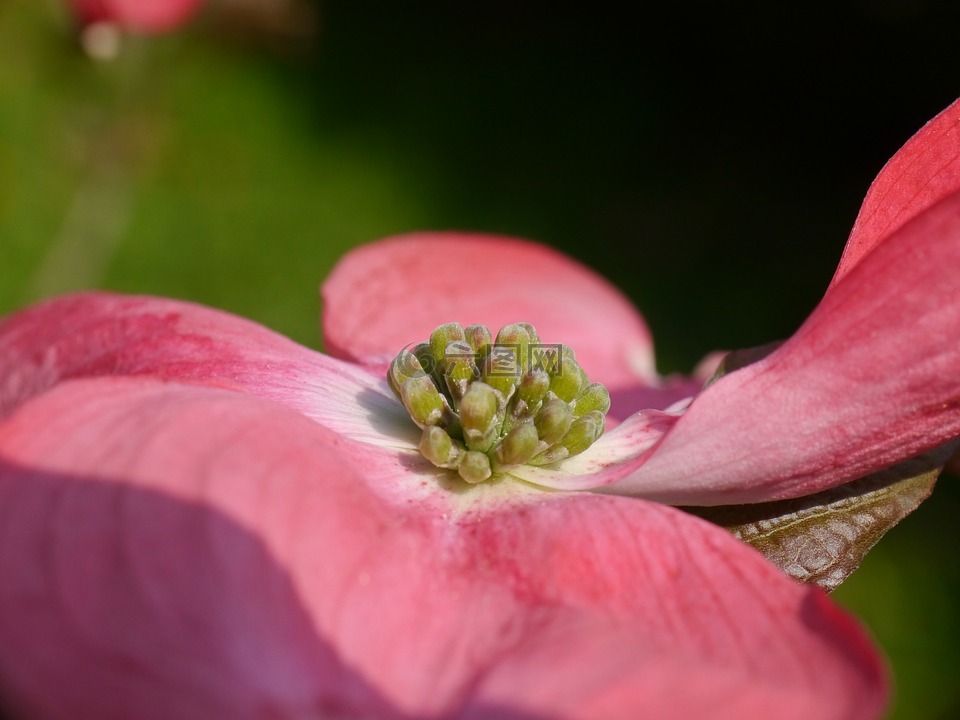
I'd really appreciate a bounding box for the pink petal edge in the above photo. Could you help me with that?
[0,292,415,451]
[607,187,960,504]
[321,232,659,392]
[832,96,960,286]
[0,376,887,719]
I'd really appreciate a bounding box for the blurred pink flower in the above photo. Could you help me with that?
[69,0,201,33]
[0,96,957,718]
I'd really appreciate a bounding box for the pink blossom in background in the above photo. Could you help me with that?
[0,96,958,718]
[69,0,201,33]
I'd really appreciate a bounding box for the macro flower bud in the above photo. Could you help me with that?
[388,349,427,397]
[419,426,461,468]
[494,324,531,374]
[517,369,550,408]
[534,397,574,446]
[429,323,465,370]
[390,322,609,484]
[444,340,479,406]
[548,349,583,403]
[494,422,539,468]
[458,451,492,484]
[459,382,500,452]
[573,383,611,416]
[400,375,445,428]
[464,324,492,355]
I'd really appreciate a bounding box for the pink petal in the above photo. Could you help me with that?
[832,96,960,286]
[0,292,415,449]
[608,187,960,505]
[321,232,659,390]
[0,377,886,718]
[69,0,201,33]
[508,408,680,489]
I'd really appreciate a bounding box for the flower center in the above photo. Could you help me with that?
[388,322,611,484]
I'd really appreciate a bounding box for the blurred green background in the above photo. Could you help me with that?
[2,1,958,717]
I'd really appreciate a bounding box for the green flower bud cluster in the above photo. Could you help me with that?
[388,322,611,484]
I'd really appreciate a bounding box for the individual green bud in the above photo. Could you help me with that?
[481,373,517,402]
[494,422,539,467]
[400,375,446,428]
[412,343,437,378]
[429,323,465,369]
[517,369,550,407]
[494,324,531,373]
[388,349,427,398]
[548,353,584,402]
[538,343,575,373]
[480,340,521,400]
[527,410,603,466]
[560,410,605,456]
[573,383,611,416]
[501,368,551,433]
[458,451,492,484]
[576,363,590,391]
[464,324,492,355]
[459,381,501,451]
[420,426,461,468]
[444,340,479,406]
[515,322,540,345]
[534,397,574,446]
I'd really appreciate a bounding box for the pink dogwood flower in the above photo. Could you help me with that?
[0,96,958,718]
[69,0,201,33]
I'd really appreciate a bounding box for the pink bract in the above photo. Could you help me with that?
[69,0,201,33]
[2,96,959,718]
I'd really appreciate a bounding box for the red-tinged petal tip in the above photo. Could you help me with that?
[70,0,201,33]
[321,232,658,390]
[0,377,887,719]
[832,96,960,286]
[609,187,960,505]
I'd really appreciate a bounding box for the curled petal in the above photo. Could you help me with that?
[608,188,960,505]
[832,96,960,286]
[321,232,658,389]
[0,378,886,718]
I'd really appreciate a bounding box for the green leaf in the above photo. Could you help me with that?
[683,446,951,592]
